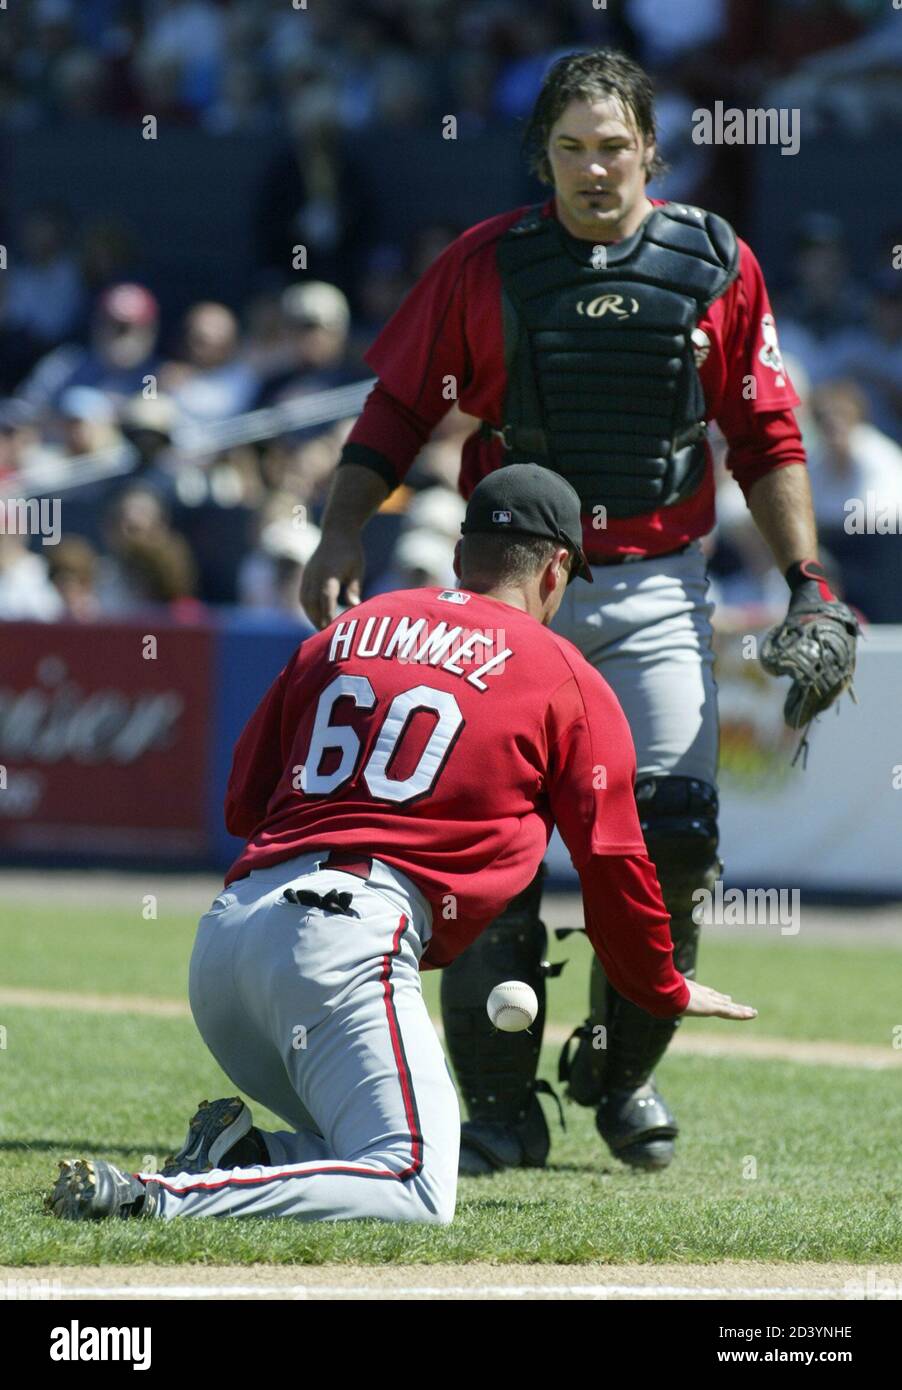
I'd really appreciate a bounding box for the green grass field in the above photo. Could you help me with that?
[2,899,901,1266]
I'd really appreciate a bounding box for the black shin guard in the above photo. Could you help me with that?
[561,776,719,1103]
[598,926,695,1092]
[441,870,551,1169]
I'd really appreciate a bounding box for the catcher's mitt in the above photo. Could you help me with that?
[760,585,860,732]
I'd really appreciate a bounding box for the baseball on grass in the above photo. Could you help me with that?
[486,980,538,1032]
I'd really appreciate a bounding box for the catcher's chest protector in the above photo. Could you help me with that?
[495,202,739,519]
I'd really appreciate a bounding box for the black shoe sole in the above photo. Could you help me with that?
[46,1159,148,1220]
[615,1138,676,1171]
[161,1097,250,1177]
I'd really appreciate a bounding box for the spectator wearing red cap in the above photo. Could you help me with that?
[19,281,162,419]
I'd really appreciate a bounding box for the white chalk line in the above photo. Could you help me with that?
[34,1283,857,1301]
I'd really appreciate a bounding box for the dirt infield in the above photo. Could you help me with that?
[1,982,898,1070]
[2,1261,897,1300]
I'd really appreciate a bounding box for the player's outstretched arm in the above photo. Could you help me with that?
[301,464,390,628]
[545,667,759,1025]
[680,979,757,1021]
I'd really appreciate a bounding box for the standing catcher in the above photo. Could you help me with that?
[301,50,859,1175]
[48,467,755,1224]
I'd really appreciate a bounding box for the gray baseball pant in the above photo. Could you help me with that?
[145,854,460,1223]
[553,539,719,780]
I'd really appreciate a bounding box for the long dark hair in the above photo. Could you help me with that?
[522,49,668,186]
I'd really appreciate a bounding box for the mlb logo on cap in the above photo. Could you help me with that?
[461,463,593,583]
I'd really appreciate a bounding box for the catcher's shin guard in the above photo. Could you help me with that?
[441,869,552,1173]
[560,776,719,1106]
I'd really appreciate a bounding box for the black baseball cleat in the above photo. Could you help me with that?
[46,1159,159,1221]
[595,1082,679,1171]
[162,1096,268,1177]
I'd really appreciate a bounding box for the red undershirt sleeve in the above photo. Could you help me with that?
[544,667,689,1018]
[579,854,690,1018]
[718,408,807,503]
[715,239,806,502]
[342,382,443,488]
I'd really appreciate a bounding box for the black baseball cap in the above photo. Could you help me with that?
[461,463,593,583]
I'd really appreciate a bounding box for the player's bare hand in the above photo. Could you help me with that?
[680,978,757,1021]
[301,531,364,629]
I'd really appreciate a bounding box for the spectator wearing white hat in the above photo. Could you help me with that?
[115,393,181,508]
[56,385,120,456]
[390,527,458,591]
[237,503,322,624]
[403,486,466,543]
[254,282,359,410]
[371,485,465,597]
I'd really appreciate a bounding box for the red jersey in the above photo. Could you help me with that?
[225,587,689,1017]
[346,196,805,559]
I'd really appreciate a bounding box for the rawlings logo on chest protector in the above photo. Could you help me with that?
[576,293,639,319]
[493,202,740,520]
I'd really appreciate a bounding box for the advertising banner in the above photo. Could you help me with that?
[0,621,214,859]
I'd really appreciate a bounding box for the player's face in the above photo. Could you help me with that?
[547,97,654,242]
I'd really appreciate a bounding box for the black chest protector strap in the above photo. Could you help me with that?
[493,202,739,520]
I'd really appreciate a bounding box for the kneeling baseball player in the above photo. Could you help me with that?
[48,465,755,1225]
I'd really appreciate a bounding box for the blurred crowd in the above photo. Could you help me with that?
[2,0,896,136]
[0,260,473,626]
[708,209,902,623]
[1,0,900,628]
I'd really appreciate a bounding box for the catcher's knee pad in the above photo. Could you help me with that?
[560,776,720,1103]
[441,869,548,1147]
